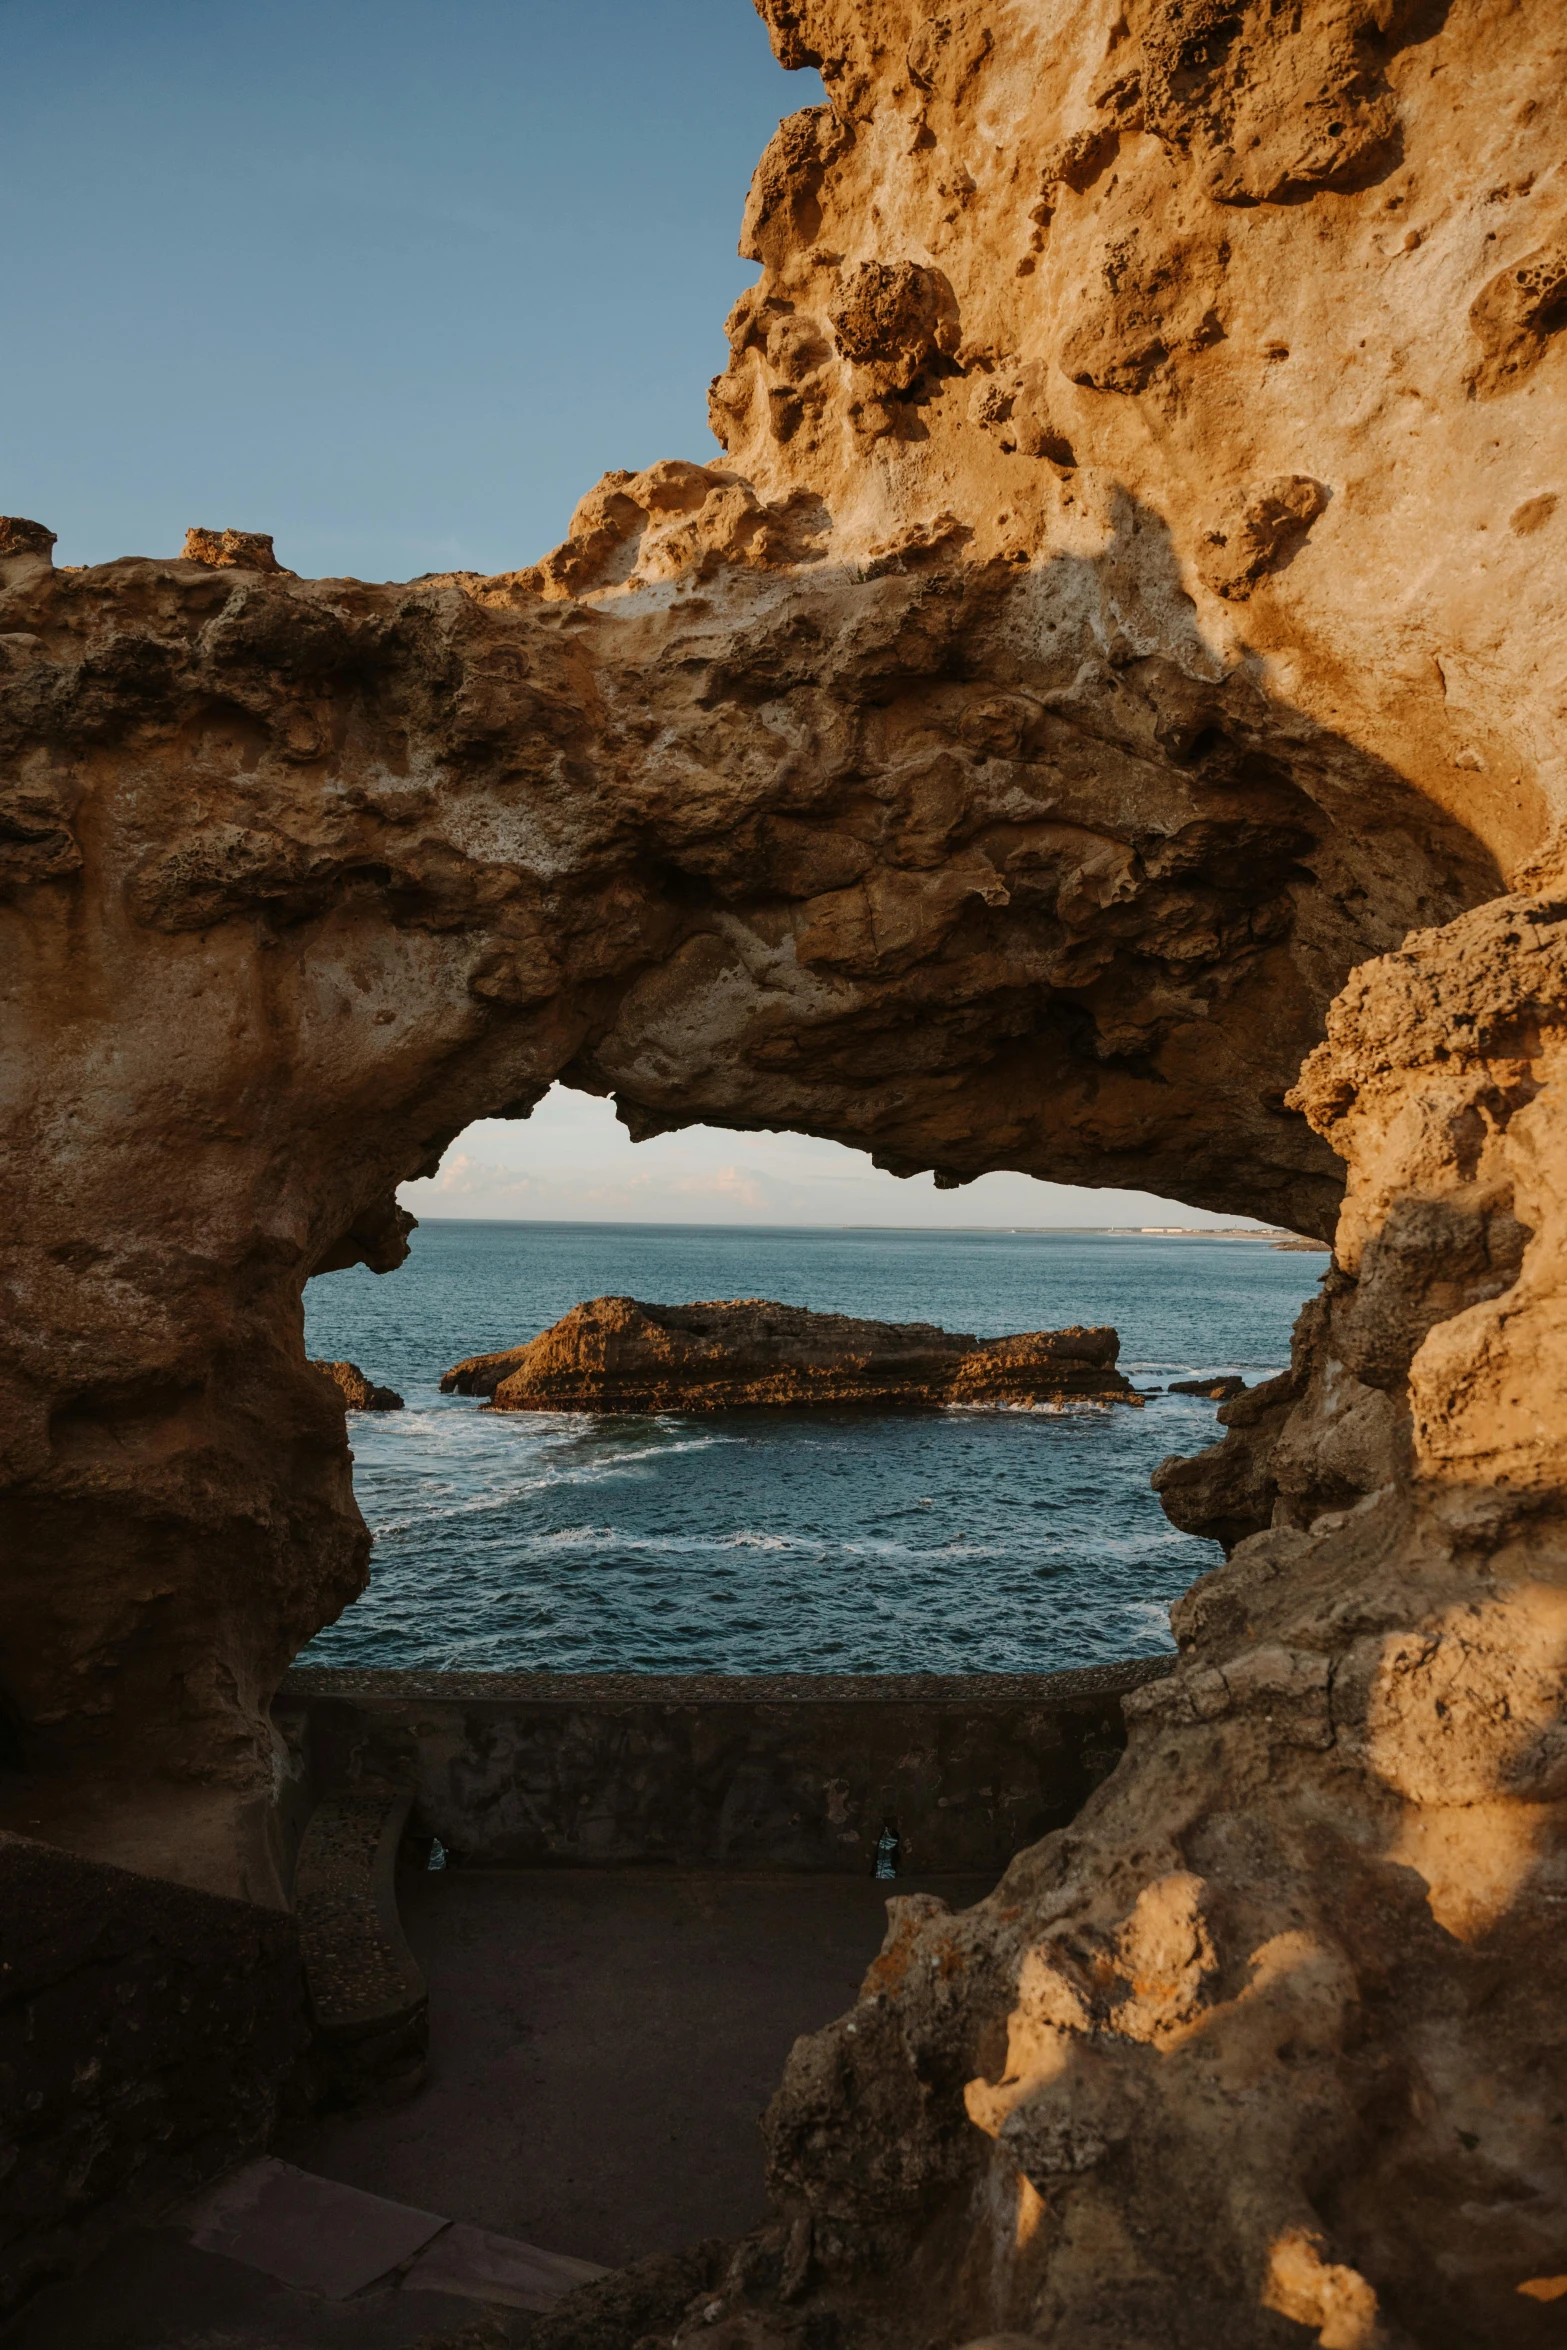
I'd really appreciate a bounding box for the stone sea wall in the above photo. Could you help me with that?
[276,1661,1169,1876]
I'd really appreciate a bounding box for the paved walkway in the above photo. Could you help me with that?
[307,1865,993,2268]
[12,1866,992,2348]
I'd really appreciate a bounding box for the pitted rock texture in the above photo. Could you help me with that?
[0,485,1492,1804]
[0,0,1564,2335]
[651,885,1567,2350]
[440,1296,1133,1412]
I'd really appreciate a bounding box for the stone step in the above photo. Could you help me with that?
[185,2157,606,2311]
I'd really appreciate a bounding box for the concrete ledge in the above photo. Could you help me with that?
[278,1658,1173,1875]
[293,1789,428,2103]
[283,1661,1171,1704]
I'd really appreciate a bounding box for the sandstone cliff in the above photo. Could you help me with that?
[440,1296,1133,1411]
[1,0,1565,2337]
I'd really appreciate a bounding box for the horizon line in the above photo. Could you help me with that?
[393,1214,1284,1236]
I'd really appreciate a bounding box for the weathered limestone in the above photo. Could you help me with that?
[676,886,1567,2350]
[1,0,1565,2337]
[440,1297,1135,1411]
[0,501,1474,1833]
[279,1662,1165,1874]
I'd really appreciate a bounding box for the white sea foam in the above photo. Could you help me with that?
[941,1398,1118,1416]
[1120,1601,1178,1643]
[365,1432,735,1536]
[304,1222,1318,1673]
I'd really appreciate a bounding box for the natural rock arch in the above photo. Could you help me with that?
[2,0,1565,2339]
[0,480,1497,1827]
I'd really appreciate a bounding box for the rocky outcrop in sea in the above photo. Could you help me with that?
[441,1297,1135,1414]
[312,1359,403,1412]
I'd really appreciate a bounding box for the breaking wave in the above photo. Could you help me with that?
[304,1222,1322,1675]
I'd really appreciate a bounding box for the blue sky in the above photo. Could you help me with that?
[5,1,1258,1226]
[2,0,818,576]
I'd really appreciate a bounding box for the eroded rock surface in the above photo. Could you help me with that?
[441,1297,1133,1412]
[640,885,1567,2350]
[1,0,1565,2335]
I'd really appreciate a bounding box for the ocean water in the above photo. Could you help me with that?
[302,1222,1323,1677]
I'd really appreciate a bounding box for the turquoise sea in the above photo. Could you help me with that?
[302,1222,1321,1677]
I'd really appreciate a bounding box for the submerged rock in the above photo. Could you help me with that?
[312,1359,403,1412]
[441,1297,1135,1414]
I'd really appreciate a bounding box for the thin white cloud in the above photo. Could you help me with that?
[396,1087,1267,1230]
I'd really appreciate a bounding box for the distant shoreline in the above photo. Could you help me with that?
[394,1215,1300,1240]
